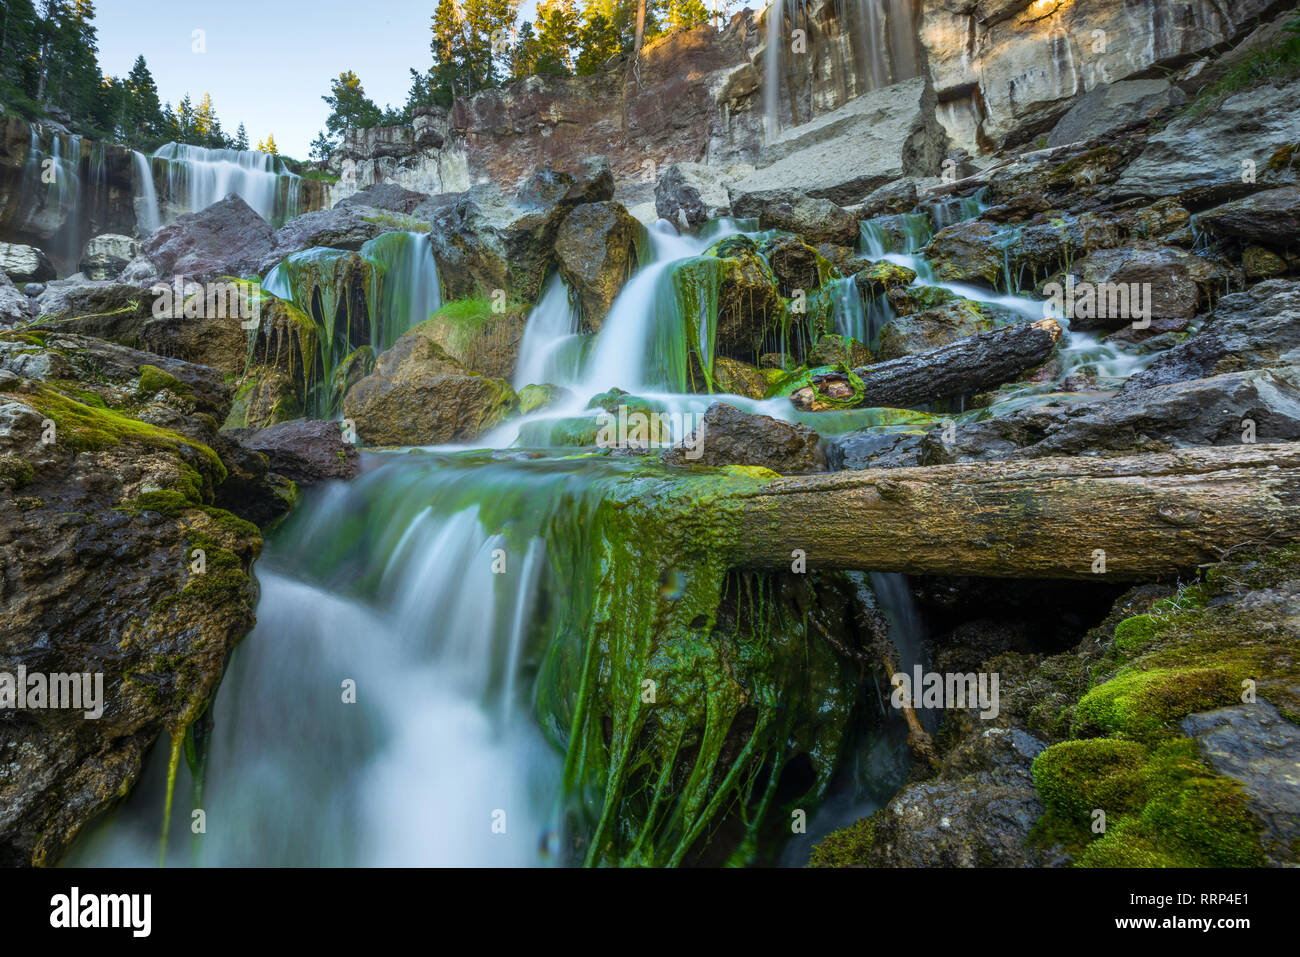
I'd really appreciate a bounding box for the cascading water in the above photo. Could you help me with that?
[513,273,583,389]
[72,170,1177,867]
[260,231,441,416]
[152,142,303,226]
[131,151,161,236]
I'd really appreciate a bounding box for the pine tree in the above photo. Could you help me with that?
[309,131,335,166]
[233,123,249,150]
[321,70,383,137]
[122,55,162,143]
[535,0,578,74]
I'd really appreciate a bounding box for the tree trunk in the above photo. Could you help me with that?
[792,318,1062,411]
[714,444,1300,580]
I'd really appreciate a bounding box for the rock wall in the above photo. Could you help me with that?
[921,0,1296,153]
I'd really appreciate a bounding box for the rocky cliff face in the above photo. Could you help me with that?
[921,0,1296,153]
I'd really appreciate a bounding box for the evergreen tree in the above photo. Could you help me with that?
[259,133,278,155]
[321,70,383,137]
[309,130,335,165]
[535,0,578,74]
[0,0,42,113]
[122,55,162,142]
[233,122,249,150]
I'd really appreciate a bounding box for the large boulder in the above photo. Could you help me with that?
[142,193,275,279]
[408,301,527,380]
[260,202,403,271]
[876,302,996,361]
[1196,187,1300,247]
[729,76,946,205]
[830,365,1300,470]
[425,160,614,303]
[1123,280,1300,391]
[698,235,783,362]
[1114,78,1300,203]
[553,201,640,329]
[0,271,35,327]
[0,334,261,865]
[0,242,56,283]
[730,189,858,245]
[342,332,517,446]
[79,234,142,281]
[655,162,732,229]
[1046,79,1186,148]
[661,402,826,472]
[1056,243,1229,330]
[334,182,431,214]
[236,418,360,485]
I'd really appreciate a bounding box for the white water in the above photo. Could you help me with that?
[763,0,785,142]
[152,142,302,224]
[513,273,582,389]
[131,151,161,236]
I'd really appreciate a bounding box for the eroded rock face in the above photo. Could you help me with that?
[142,194,275,280]
[342,333,517,446]
[731,77,946,205]
[922,0,1287,152]
[1114,78,1300,203]
[661,402,826,472]
[1046,79,1187,148]
[554,202,640,329]
[0,331,262,866]
[1122,280,1300,391]
[707,235,784,362]
[425,161,614,303]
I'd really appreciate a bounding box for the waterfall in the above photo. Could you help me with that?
[763,0,785,142]
[152,142,303,225]
[131,151,161,237]
[513,273,582,389]
[359,230,442,352]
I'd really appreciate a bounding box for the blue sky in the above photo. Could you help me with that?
[94,0,541,158]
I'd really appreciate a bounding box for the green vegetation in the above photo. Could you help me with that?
[1183,14,1300,118]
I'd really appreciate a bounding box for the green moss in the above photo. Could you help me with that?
[1047,147,1122,186]
[137,364,191,397]
[807,813,877,867]
[361,211,430,233]
[1067,739,1266,868]
[13,386,226,491]
[0,452,34,489]
[1034,738,1149,820]
[1074,666,1243,737]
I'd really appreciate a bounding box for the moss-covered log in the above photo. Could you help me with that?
[791,318,1062,411]
[718,443,1300,580]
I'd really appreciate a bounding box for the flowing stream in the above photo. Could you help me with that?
[71,196,1161,867]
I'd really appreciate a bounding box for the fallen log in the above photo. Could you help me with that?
[790,318,1061,411]
[713,444,1300,580]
